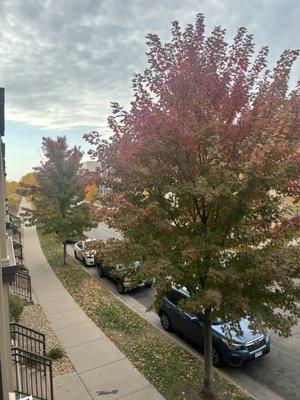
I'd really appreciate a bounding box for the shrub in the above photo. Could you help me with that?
[46,346,64,360]
[9,294,24,322]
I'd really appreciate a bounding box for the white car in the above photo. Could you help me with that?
[74,239,97,266]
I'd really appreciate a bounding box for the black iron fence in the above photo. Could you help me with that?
[6,213,21,231]
[10,323,46,356]
[10,268,32,301]
[13,239,23,262]
[11,347,53,400]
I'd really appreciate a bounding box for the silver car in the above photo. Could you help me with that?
[74,239,97,266]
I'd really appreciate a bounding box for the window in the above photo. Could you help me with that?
[166,289,187,306]
[77,242,83,249]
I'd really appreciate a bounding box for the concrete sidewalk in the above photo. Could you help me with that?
[22,224,165,400]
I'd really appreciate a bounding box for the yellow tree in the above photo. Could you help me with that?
[20,172,37,186]
[85,183,98,203]
[6,181,21,214]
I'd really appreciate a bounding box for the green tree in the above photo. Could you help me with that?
[18,172,38,201]
[6,181,21,214]
[20,172,37,186]
[86,15,300,398]
[24,136,96,265]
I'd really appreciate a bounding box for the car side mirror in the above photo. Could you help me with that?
[97,259,103,267]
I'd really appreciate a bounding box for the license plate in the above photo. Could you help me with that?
[254,350,263,358]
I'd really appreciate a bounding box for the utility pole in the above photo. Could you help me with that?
[0,87,13,400]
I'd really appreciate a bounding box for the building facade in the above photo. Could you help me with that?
[0,88,53,400]
[0,87,15,399]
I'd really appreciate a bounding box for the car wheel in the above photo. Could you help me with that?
[74,250,78,259]
[116,281,125,294]
[212,346,222,367]
[98,265,105,278]
[160,312,172,331]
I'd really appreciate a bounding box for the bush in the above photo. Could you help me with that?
[9,294,24,322]
[46,346,64,360]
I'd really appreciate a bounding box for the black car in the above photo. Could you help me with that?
[157,286,271,367]
[97,260,153,294]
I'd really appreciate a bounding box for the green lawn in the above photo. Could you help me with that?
[38,230,252,400]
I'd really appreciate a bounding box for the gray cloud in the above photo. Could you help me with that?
[0,0,299,130]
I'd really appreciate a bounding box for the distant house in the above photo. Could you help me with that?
[269,190,299,219]
[82,160,101,174]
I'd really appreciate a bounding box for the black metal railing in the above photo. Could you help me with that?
[13,239,23,262]
[19,266,29,275]
[10,268,32,301]
[10,323,46,356]
[6,213,21,230]
[11,347,53,400]
[16,258,24,267]
[13,227,22,240]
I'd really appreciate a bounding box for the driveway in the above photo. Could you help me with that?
[72,222,299,400]
[84,222,123,241]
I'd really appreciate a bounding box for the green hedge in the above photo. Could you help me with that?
[9,294,24,322]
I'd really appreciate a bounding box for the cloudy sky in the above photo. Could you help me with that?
[1,0,299,180]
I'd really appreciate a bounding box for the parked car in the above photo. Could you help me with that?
[157,286,271,367]
[97,260,153,294]
[74,239,97,266]
[65,236,82,244]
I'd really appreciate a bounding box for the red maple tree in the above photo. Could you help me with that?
[86,14,299,398]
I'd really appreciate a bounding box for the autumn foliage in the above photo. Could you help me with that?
[85,183,98,203]
[86,14,300,397]
[20,172,37,186]
[25,136,96,265]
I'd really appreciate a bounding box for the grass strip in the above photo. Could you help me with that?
[38,230,252,400]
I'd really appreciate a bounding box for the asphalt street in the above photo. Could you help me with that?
[69,223,300,400]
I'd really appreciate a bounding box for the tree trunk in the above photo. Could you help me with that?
[202,308,214,398]
[63,242,67,266]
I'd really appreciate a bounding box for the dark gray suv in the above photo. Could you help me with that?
[157,287,271,367]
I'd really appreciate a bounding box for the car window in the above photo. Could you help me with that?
[212,318,223,325]
[115,264,125,271]
[84,240,94,251]
[166,290,187,306]
[77,242,83,249]
[197,313,222,325]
